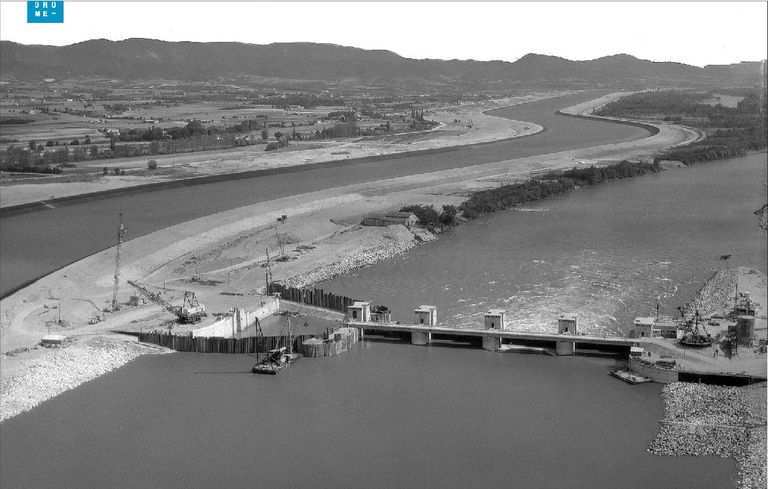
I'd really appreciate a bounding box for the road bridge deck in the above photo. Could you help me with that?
[346,320,640,347]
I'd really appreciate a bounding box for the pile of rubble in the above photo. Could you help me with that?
[285,230,436,288]
[649,382,766,489]
[684,269,738,317]
[1,337,169,423]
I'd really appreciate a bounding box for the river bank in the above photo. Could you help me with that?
[0,92,551,209]
[0,335,171,423]
[649,382,766,489]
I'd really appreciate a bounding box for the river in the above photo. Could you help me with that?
[0,91,650,297]
[321,153,768,336]
[1,154,764,488]
[0,349,735,489]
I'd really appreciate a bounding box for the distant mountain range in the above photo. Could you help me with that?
[0,38,762,88]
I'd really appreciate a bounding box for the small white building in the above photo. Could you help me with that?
[415,305,437,326]
[485,309,507,331]
[632,317,654,338]
[653,317,680,339]
[361,212,418,228]
[558,313,578,334]
[347,301,371,323]
[41,334,66,348]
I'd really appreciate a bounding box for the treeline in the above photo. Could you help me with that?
[596,90,765,128]
[0,163,63,174]
[595,89,766,166]
[397,161,663,227]
[0,117,34,125]
[117,119,266,142]
[262,94,343,109]
[655,126,766,165]
[399,204,458,230]
[459,161,663,219]
[0,133,258,169]
[595,91,710,118]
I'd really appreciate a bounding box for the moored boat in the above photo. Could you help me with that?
[610,369,652,384]
[252,347,296,375]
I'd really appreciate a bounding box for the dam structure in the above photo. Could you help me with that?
[345,301,638,356]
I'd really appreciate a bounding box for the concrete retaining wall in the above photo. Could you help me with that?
[192,298,279,338]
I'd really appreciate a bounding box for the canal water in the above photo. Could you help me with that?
[1,154,764,488]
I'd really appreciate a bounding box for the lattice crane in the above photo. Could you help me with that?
[127,280,206,323]
[109,213,126,311]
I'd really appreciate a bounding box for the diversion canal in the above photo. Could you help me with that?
[0,91,650,297]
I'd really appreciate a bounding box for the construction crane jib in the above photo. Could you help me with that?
[127,280,206,324]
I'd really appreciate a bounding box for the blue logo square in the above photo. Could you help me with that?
[27,1,64,23]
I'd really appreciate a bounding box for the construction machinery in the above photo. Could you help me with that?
[107,213,127,312]
[127,280,206,323]
[679,309,713,348]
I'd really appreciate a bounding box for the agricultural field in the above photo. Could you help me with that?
[0,77,449,175]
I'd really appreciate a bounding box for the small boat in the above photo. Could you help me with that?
[252,347,297,375]
[252,313,301,375]
[610,369,651,384]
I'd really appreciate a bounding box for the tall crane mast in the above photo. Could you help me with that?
[265,248,273,292]
[110,213,126,311]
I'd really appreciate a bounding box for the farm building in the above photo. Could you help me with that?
[361,212,418,228]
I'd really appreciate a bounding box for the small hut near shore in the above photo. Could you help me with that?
[361,212,418,228]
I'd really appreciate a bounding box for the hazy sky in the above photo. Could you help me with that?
[1,2,766,67]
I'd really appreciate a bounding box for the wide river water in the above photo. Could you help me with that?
[1,153,765,489]
[0,90,650,297]
[323,154,768,335]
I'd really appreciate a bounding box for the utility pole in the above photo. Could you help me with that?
[111,213,126,311]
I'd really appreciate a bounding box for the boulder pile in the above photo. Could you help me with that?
[285,230,436,288]
[649,382,766,489]
[0,337,169,423]
[684,269,738,317]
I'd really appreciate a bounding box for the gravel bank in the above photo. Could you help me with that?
[0,337,171,423]
[284,228,436,288]
[683,267,766,319]
[649,382,767,489]
[684,268,738,317]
